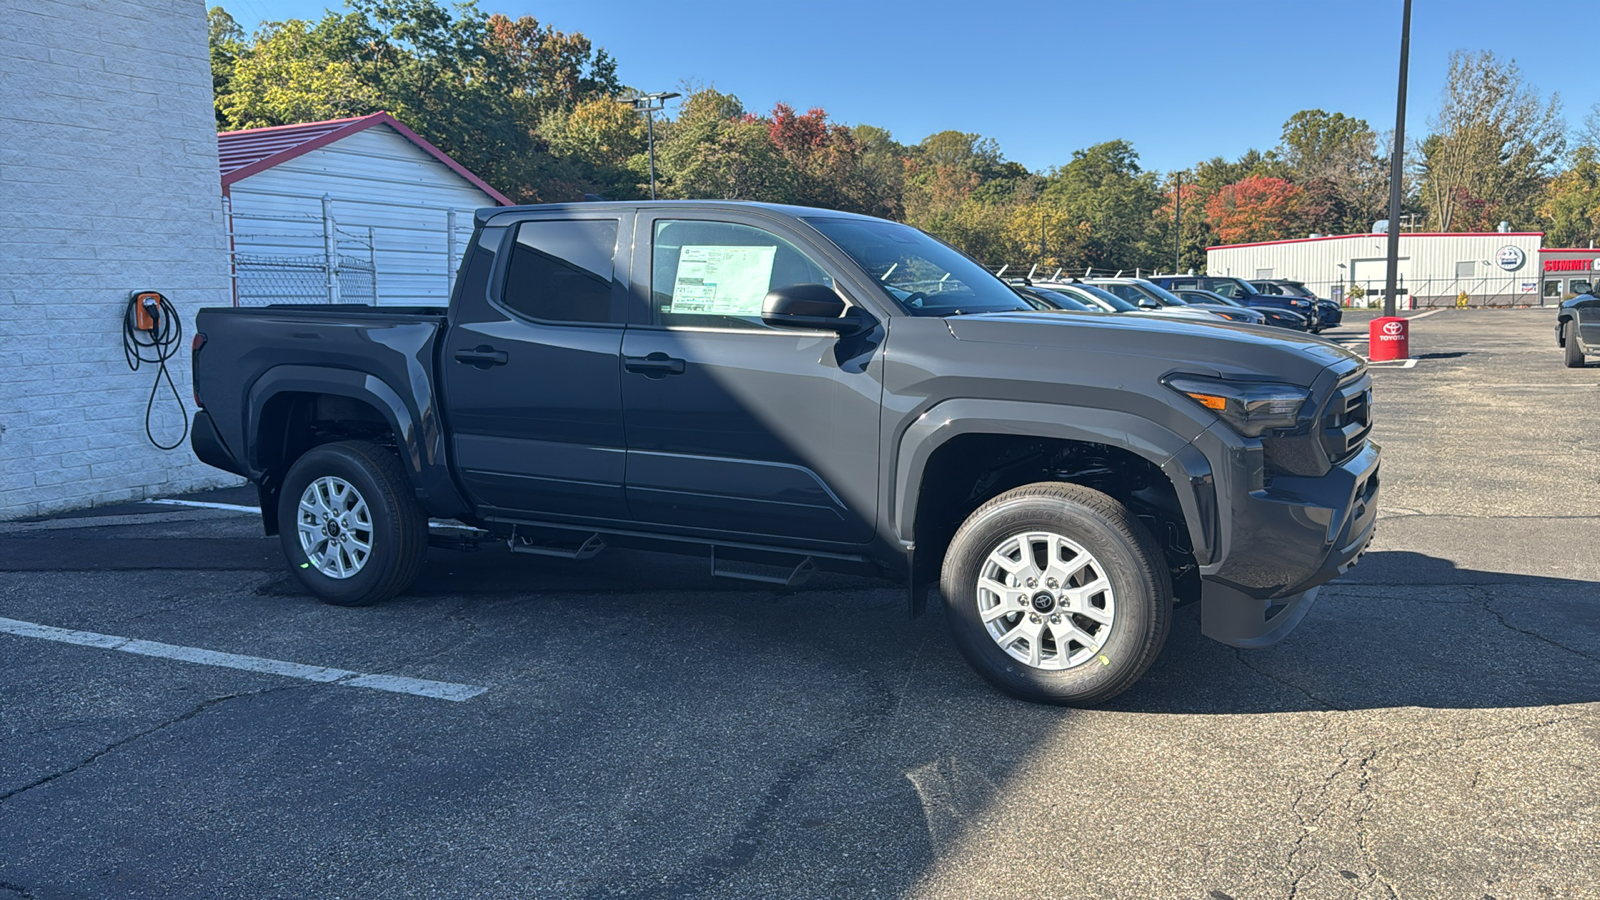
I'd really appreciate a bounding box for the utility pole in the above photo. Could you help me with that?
[619,91,681,200]
[1383,0,1412,319]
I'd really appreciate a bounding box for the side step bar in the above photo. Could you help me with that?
[508,526,606,560]
[710,547,816,589]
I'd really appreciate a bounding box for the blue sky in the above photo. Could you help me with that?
[222,0,1597,175]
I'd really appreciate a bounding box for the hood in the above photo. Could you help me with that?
[946,310,1358,385]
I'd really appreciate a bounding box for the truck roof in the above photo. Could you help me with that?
[474,200,884,225]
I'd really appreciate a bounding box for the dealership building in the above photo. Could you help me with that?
[1206,232,1600,308]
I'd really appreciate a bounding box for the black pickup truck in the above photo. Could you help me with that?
[191,201,1380,705]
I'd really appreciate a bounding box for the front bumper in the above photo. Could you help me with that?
[1197,435,1381,647]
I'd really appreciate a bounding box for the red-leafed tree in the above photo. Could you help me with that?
[1205,175,1306,244]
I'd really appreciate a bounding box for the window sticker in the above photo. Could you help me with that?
[668,245,778,315]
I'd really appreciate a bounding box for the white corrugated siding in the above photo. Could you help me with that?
[1207,233,1545,307]
[226,125,494,306]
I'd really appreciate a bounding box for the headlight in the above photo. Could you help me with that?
[1163,374,1310,437]
[1292,299,1312,309]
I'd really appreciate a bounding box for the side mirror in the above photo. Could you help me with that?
[1139,298,1161,309]
[761,283,860,333]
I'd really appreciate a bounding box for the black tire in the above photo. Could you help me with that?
[1564,319,1587,368]
[939,482,1172,706]
[277,441,428,606]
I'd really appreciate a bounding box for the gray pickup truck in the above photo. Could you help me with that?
[190,201,1380,705]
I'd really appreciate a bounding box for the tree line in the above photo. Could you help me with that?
[209,1,1600,272]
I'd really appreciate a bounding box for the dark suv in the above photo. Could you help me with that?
[1253,279,1342,329]
[1150,275,1322,332]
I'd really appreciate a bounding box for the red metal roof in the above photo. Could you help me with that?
[217,111,512,205]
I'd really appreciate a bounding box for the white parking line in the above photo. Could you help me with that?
[1406,309,1445,321]
[146,498,260,514]
[0,617,488,702]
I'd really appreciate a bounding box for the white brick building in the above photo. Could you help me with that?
[0,0,238,519]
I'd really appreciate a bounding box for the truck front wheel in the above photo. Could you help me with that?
[277,441,428,606]
[940,482,1172,706]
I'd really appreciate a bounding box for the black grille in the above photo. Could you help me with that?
[1321,374,1372,464]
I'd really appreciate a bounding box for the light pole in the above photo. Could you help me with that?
[619,91,680,200]
[1382,0,1412,319]
[1173,170,1183,275]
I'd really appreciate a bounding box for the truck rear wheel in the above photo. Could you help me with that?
[1565,319,1587,367]
[277,441,428,606]
[940,482,1172,706]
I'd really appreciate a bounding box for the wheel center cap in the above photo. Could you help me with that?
[327,520,341,537]
[1030,591,1056,613]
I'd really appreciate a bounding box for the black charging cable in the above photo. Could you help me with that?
[123,291,188,451]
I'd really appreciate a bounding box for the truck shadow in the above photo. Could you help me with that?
[1108,549,1600,714]
[401,545,1600,715]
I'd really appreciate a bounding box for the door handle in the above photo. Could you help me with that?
[454,345,508,369]
[623,352,686,377]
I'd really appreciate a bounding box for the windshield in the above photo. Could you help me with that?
[1130,280,1193,306]
[1278,282,1316,298]
[1017,291,1094,315]
[804,217,1030,316]
[1213,278,1259,298]
[1049,283,1138,312]
[1186,290,1243,308]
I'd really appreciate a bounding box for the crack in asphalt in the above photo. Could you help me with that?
[1231,648,1344,711]
[0,685,300,806]
[1478,594,1600,665]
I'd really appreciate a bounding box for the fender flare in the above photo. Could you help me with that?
[891,399,1218,565]
[245,365,468,522]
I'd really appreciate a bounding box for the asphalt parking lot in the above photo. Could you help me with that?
[2,308,1597,899]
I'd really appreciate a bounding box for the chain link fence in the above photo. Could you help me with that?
[224,191,473,307]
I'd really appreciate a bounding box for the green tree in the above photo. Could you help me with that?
[212,1,623,202]
[1540,146,1600,248]
[1417,50,1565,231]
[1041,140,1164,270]
[655,89,798,202]
[207,7,245,127]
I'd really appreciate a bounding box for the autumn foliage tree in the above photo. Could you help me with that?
[1205,176,1306,244]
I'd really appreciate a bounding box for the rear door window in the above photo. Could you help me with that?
[500,219,623,324]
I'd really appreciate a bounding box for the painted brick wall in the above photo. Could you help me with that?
[0,0,240,519]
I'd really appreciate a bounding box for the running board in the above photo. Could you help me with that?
[710,547,816,589]
[508,527,606,560]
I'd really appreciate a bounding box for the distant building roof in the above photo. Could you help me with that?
[1208,231,1543,251]
[217,111,512,205]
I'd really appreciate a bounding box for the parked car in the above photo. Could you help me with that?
[1252,279,1342,329]
[1149,275,1320,331]
[1033,281,1229,323]
[1013,285,1097,312]
[1177,289,1310,331]
[1556,290,1600,367]
[1087,277,1268,326]
[190,201,1379,707]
